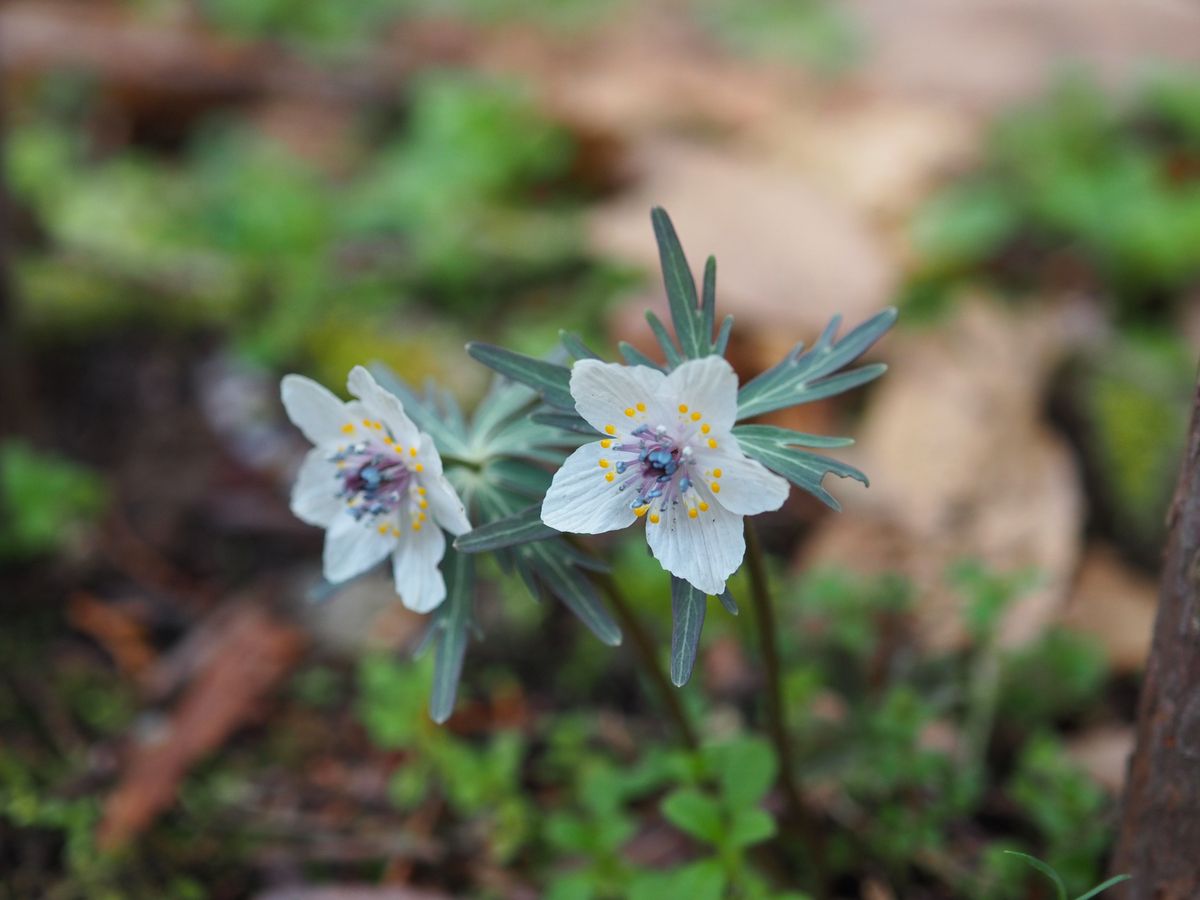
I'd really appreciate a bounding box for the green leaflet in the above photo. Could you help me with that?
[466,342,575,410]
[455,504,556,553]
[428,547,474,723]
[669,577,708,687]
[732,424,867,511]
[735,307,896,420]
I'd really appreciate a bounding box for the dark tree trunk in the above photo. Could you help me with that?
[1112,369,1200,898]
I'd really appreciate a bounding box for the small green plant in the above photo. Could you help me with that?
[1002,851,1130,900]
[0,440,107,560]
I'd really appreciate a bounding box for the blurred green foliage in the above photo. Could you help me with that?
[9,71,613,385]
[0,440,107,560]
[694,0,860,74]
[909,72,1200,321]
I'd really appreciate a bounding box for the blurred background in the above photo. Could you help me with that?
[2,1,1199,897]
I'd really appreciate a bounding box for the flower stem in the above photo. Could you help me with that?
[743,520,827,887]
[592,568,700,751]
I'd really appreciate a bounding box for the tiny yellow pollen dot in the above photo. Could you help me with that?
[605,472,615,482]
[341,423,355,434]
[391,527,401,537]
[412,521,422,531]
[337,461,346,470]
[649,513,660,524]
[713,468,723,478]
[598,459,610,469]
[418,487,426,496]
[699,501,710,511]
[419,499,428,509]
[605,425,616,435]
[378,523,389,534]
[688,508,698,519]
[636,402,646,412]
[691,412,701,421]
[701,424,711,434]
[708,438,718,449]
[384,436,394,445]
[409,447,418,457]
[634,505,649,518]
[419,512,426,522]
[624,407,635,417]
[678,404,689,414]
[600,439,613,449]
[711,483,721,493]
[372,421,382,430]
[415,463,424,472]
[361,418,371,428]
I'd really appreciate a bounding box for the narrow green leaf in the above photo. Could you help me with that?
[1002,851,1068,900]
[736,307,896,419]
[670,577,707,686]
[618,341,665,371]
[429,548,474,723]
[559,330,600,361]
[455,504,556,553]
[531,411,597,435]
[520,540,622,645]
[714,314,734,356]
[369,364,472,458]
[646,311,683,368]
[466,342,575,411]
[733,425,867,510]
[732,424,855,449]
[718,588,738,615]
[1075,875,1132,900]
[701,255,717,335]
[651,207,706,359]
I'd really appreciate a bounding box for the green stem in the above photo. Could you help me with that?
[592,568,700,751]
[744,520,828,889]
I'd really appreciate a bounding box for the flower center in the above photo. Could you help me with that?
[330,434,428,532]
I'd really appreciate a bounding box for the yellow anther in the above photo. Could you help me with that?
[419,512,426,522]
[419,499,428,510]
[649,513,660,524]
[361,418,371,427]
[412,521,422,531]
[341,423,356,434]
[624,407,635,417]
[707,438,718,449]
[605,472,615,482]
[600,439,613,449]
[636,402,646,412]
[701,424,711,434]
[688,508,698,519]
[372,421,382,430]
[337,461,346,470]
[391,527,401,537]
[711,483,721,493]
[409,447,418,457]
[384,436,394,445]
[377,523,389,534]
[699,501,710,511]
[415,463,424,472]
[713,468,722,478]
[418,487,426,496]
[678,404,689,414]
[605,425,616,435]
[599,459,610,469]
[691,412,701,421]
[634,505,649,518]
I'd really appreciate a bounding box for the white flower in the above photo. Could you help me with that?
[281,366,471,612]
[541,356,789,595]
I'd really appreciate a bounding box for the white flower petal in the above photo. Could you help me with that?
[645,496,744,595]
[542,441,638,534]
[392,522,447,613]
[347,366,420,448]
[323,511,397,584]
[281,374,354,446]
[665,356,738,433]
[417,434,470,536]
[569,359,669,437]
[696,442,791,517]
[290,448,343,527]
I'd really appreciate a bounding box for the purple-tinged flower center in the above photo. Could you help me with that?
[329,439,426,530]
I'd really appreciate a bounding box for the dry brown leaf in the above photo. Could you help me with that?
[1060,546,1158,673]
[99,602,305,849]
[802,296,1085,649]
